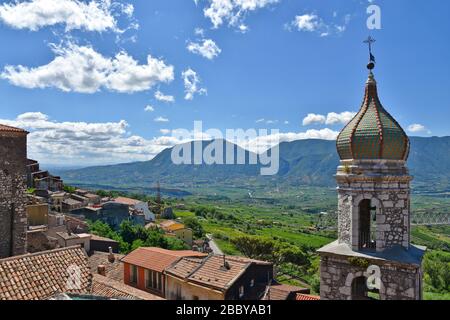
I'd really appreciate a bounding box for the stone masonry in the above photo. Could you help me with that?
[336,159,411,252]
[0,128,28,258]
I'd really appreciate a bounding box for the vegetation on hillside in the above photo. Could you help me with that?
[88,220,188,254]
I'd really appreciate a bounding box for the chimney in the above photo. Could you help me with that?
[97,265,106,276]
[108,246,115,263]
[221,255,230,271]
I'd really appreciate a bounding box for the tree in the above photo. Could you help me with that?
[183,217,205,239]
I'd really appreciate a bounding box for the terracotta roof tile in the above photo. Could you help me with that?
[121,247,207,273]
[88,251,125,282]
[296,293,321,301]
[0,124,28,134]
[91,274,163,300]
[114,197,141,206]
[166,255,271,292]
[263,283,309,300]
[0,246,91,300]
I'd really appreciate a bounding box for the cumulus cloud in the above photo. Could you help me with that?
[182,68,207,100]
[0,112,186,165]
[408,124,429,134]
[200,0,279,29]
[154,116,169,123]
[325,111,356,125]
[243,128,339,153]
[288,12,351,37]
[154,90,175,103]
[144,105,155,112]
[1,42,174,93]
[0,0,134,33]
[302,113,326,126]
[187,39,221,60]
[303,111,356,126]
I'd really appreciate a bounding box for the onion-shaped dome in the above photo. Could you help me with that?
[336,72,410,161]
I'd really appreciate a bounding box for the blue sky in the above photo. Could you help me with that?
[0,0,448,166]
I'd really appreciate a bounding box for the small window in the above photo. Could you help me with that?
[130,265,138,284]
[239,286,245,298]
[250,279,255,287]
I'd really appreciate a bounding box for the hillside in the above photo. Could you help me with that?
[57,137,450,193]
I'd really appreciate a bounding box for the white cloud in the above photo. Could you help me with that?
[160,129,171,135]
[194,27,205,37]
[1,42,174,94]
[0,0,133,33]
[0,112,189,165]
[408,124,428,133]
[325,111,356,125]
[182,68,207,100]
[288,12,351,37]
[154,116,169,123]
[154,90,175,103]
[302,113,326,126]
[201,0,279,29]
[144,105,155,112]
[292,14,321,32]
[243,128,339,153]
[187,39,221,60]
[303,111,356,126]
[256,118,265,123]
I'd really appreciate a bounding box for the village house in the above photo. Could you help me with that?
[55,231,91,253]
[49,191,67,213]
[114,196,155,222]
[159,220,193,246]
[26,159,63,192]
[165,255,275,300]
[121,247,207,298]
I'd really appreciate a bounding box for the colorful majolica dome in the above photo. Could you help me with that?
[336,71,410,161]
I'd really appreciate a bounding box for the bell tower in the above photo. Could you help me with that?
[317,38,426,300]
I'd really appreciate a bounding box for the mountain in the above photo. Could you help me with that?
[57,137,450,193]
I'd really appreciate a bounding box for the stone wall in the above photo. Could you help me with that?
[336,160,411,251]
[0,132,28,258]
[320,255,422,300]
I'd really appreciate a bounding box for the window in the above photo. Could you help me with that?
[250,279,255,287]
[193,296,199,300]
[239,286,245,298]
[130,265,138,284]
[145,269,163,292]
[359,200,377,250]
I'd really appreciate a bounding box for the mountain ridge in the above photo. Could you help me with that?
[56,137,450,193]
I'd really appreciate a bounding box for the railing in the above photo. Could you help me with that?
[359,231,376,250]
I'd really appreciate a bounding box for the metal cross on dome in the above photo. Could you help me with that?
[364,36,376,69]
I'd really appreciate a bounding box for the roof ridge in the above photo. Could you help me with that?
[0,245,84,263]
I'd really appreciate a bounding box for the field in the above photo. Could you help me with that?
[170,185,450,299]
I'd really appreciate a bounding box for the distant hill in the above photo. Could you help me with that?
[57,137,450,193]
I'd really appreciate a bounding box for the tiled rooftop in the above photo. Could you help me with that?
[88,251,125,282]
[0,123,28,134]
[0,246,91,300]
[91,274,163,300]
[263,283,309,300]
[114,197,141,206]
[296,293,321,301]
[166,255,271,292]
[121,247,207,273]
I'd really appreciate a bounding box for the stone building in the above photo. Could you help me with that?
[317,61,426,300]
[0,124,28,259]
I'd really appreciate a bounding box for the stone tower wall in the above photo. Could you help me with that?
[0,132,28,258]
[336,160,411,252]
[320,255,422,300]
